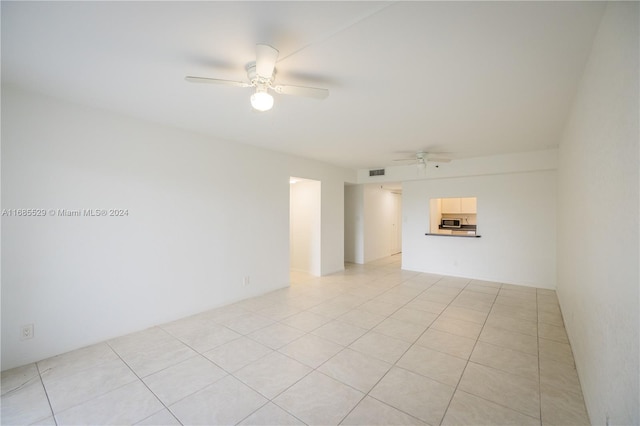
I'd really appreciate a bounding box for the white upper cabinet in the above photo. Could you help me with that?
[442,197,477,214]
[441,198,461,213]
[460,197,477,213]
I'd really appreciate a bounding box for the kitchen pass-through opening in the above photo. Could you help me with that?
[429,197,478,236]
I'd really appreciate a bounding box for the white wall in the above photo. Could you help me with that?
[402,169,557,288]
[319,180,347,275]
[289,179,321,275]
[556,3,639,425]
[344,185,364,264]
[357,150,558,287]
[1,86,354,370]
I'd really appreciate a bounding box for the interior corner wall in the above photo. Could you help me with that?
[0,86,354,371]
[320,178,346,275]
[344,185,364,264]
[289,179,321,275]
[402,169,557,288]
[288,159,352,276]
[556,2,639,425]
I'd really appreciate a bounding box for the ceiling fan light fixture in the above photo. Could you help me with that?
[250,86,274,111]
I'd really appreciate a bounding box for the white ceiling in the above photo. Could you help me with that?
[1,1,606,170]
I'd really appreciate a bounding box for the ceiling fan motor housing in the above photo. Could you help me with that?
[246,62,276,86]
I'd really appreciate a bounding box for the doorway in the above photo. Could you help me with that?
[344,183,402,264]
[289,177,321,276]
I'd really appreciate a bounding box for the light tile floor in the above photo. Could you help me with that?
[1,256,591,425]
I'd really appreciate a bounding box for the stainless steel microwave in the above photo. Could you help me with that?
[441,218,462,228]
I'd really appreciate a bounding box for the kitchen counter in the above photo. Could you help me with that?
[428,225,480,238]
[425,232,481,238]
[438,225,477,231]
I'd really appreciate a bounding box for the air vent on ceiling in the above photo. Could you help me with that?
[369,169,385,176]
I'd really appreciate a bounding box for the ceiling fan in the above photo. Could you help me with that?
[185,44,329,112]
[393,151,452,169]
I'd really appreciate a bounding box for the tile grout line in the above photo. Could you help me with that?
[143,320,292,419]
[163,312,316,426]
[269,271,418,424]
[245,296,369,423]
[440,283,549,423]
[247,269,426,425]
[334,273,444,425]
[105,342,184,426]
[230,311,358,424]
[222,262,404,424]
[337,275,473,425]
[397,274,552,423]
[436,279,498,425]
[445,285,545,423]
[35,362,59,426]
[26,351,146,423]
[235,395,308,426]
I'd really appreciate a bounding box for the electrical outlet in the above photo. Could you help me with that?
[243,276,250,286]
[21,324,34,340]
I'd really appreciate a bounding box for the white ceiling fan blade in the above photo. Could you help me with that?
[255,44,279,78]
[273,84,329,99]
[392,158,416,162]
[185,76,251,88]
[427,157,452,163]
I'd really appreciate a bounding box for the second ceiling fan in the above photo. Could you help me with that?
[186,44,329,111]
[393,151,452,169]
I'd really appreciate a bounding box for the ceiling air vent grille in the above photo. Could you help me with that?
[369,169,385,177]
